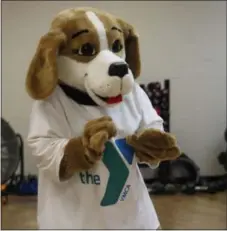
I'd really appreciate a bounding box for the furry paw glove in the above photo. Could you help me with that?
[60,116,117,180]
[126,128,181,165]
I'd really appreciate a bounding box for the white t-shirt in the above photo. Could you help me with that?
[27,83,163,229]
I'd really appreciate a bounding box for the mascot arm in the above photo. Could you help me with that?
[126,85,181,166]
[27,100,116,182]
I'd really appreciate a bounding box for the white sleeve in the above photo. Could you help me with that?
[135,84,164,169]
[27,100,70,183]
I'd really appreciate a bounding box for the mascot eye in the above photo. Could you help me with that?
[72,43,96,56]
[112,40,123,53]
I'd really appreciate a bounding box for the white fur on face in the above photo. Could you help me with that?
[85,50,132,97]
[86,11,108,50]
[57,11,135,107]
[57,56,87,91]
[85,50,134,106]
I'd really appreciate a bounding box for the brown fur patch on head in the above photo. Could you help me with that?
[52,8,101,63]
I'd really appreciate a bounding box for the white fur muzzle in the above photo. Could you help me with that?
[57,11,135,107]
[85,50,134,107]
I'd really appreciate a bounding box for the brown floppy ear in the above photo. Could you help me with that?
[117,19,141,78]
[26,29,67,99]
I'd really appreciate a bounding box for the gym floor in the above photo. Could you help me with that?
[1,192,226,229]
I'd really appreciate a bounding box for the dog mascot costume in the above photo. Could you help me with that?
[26,7,180,230]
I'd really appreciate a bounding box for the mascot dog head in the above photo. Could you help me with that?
[26,7,141,107]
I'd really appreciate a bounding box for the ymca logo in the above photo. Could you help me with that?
[79,138,135,207]
[101,138,134,206]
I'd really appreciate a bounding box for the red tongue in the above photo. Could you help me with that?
[107,95,123,104]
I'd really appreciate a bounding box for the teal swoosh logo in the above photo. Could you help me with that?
[101,139,134,206]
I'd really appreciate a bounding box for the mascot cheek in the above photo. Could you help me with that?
[85,52,110,94]
[121,72,135,95]
[57,56,88,91]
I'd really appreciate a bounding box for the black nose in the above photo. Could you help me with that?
[108,62,128,78]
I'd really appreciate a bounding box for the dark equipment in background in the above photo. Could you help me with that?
[1,118,24,203]
[140,79,173,187]
[140,81,227,195]
[147,153,200,195]
[1,118,23,185]
[140,80,170,132]
[1,118,37,204]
